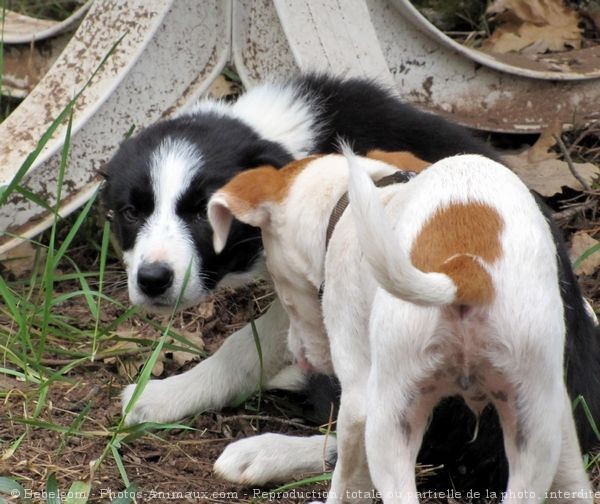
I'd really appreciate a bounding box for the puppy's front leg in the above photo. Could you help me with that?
[122,299,294,425]
[215,433,336,485]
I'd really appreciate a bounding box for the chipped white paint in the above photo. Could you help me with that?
[0,0,230,254]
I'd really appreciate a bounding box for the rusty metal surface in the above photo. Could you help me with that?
[3,32,73,98]
[2,2,92,44]
[273,0,392,82]
[370,0,600,132]
[392,0,600,81]
[233,0,600,133]
[232,0,297,86]
[0,1,230,254]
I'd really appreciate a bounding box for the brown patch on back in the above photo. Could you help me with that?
[219,156,319,215]
[279,156,320,195]
[411,202,503,305]
[367,150,430,173]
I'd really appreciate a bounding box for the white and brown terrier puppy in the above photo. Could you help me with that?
[208,150,592,504]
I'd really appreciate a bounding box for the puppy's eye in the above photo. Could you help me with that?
[121,206,141,224]
[194,205,208,222]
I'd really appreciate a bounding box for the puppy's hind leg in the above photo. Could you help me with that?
[365,305,442,504]
[495,371,564,504]
[547,389,592,503]
[365,372,440,504]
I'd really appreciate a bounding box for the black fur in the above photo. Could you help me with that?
[102,73,599,492]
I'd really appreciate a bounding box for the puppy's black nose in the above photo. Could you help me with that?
[137,262,174,297]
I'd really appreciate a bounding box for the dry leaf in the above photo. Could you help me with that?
[504,152,598,197]
[104,324,205,378]
[196,300,215,320]
[484,0,582,54]
[0,241,43,277]
[169,330,205,367]
[206,75,236,100]
[103,327,165,378]
[526,119,562,163]
[570,232,600,276]
[503,121,599,196]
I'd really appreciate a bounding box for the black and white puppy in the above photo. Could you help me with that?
[101,74,600,492]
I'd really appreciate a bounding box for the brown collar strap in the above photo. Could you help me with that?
[325,170,416,249]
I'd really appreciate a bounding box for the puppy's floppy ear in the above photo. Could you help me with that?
[207,166,283,254]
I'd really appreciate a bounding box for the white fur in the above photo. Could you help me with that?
[122,297,292,425]
[209,153,592,503]
[189,81,320,158]
[124,138,205,309]
[584,298,599,326]
[122,85,331,484]
[215,433,336,485]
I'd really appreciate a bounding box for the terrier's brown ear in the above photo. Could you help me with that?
[207,166,283,253]
[366,150,430,173]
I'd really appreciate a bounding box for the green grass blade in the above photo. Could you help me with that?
[584,450,600,470]
[0,4,5,102]
[116,422,196,444]
[33,382,51,418]
[52,191,98,269]
[63,480,90,504]
[57,402,92,455]
[2,432,26,459]
[0,477,31,503]
[11,417,94,437]
[72,265,98,319]
[14,186,55,214]
[269,472,331,494]
[250,319,264,411]
[572,395,600,441]
[45,474,61,504]
[0,100,73,205]
[38,107,75,360]
[110,484,138,504]
[573,242,600,270]
[92,219,112,358]
[0,366,41,384]
[0,275,23,325]
[110,445,130,487]
[98,305,139,338]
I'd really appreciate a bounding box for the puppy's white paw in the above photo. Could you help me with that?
[121,379,187,425]
[214,433,335,486]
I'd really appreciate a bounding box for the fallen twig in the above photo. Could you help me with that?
[552,198,598,222]
[554,133,592,191]
[220,413,312,430]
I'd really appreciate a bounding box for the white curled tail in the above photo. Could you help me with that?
[344,149,456,306]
